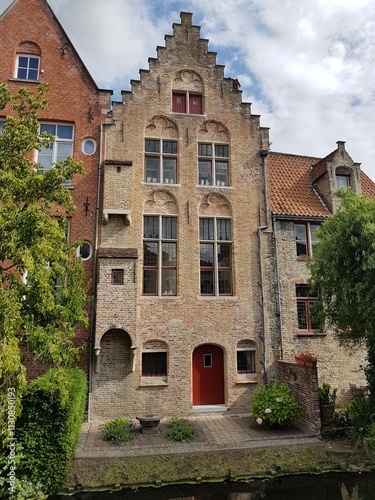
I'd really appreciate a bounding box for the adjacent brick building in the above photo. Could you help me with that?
[0,0,112,378]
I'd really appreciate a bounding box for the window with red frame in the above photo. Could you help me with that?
[294,222,320,257]
[296,284,320,332]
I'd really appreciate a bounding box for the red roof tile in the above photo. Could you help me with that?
[269,152,330,218]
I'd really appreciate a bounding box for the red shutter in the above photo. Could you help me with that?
[172,92,186,113]
[189,94,202,114]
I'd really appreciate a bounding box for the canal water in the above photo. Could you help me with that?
[49,472,375,499]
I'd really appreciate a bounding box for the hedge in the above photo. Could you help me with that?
[17,367,87,494]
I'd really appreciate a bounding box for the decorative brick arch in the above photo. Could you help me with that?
[145,115,179,138]
[144,189,178,214]
[199,192,232,217]
[172,69,204,92]
[198,120,230,142]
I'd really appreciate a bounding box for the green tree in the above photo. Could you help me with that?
[0,83,88,446]
[308,189,375,401]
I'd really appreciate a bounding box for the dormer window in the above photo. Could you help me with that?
[172,91,202,114]
[15,54,40,81]
[336,174,350,188]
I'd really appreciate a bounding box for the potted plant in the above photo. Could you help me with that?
[294,351,318,367]
[318,383,337,424]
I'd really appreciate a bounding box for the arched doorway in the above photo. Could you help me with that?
[192,344,224,405]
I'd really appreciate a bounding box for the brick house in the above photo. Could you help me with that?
[0,0,112,379]
[91,12,272,419]
[268,142,375,401]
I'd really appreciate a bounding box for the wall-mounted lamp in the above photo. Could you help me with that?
[60,43,68,57]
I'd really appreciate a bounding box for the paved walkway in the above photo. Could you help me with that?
[75,413,321,459]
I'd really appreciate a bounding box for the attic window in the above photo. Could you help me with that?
[336,174,350,188]
[15,54,40,80]
[172,92,203,114]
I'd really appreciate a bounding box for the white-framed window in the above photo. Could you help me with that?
[294,222,320,258]
[15,54,40,80]
[77,241,92,261]
[145,139,177,184]
[336,174,350,188]
[143,215,177,296]
[200,217,232,295]
[82,138,97,155]
[38,123,74,180]
[198,143,229,187]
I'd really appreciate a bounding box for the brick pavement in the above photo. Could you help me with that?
[75,412,320,459]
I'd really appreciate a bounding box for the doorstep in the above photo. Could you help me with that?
[190,405,228,413]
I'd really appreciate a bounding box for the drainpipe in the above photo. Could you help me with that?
[272,215,283,359]
[87,119,117,422]
[258,148,269,384]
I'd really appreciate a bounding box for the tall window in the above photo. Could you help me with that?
[296,285,320,332]
[38,123,74,178]
[0,120,4,133]
[294,222,320,257]
[172,92,202,114]
[15,54,40,80]
[198,143,229,187]
[143,216,177,295]
[145,139,177,184]
[200,218,232,295]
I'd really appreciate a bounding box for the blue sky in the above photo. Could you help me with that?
[1,0,375,180]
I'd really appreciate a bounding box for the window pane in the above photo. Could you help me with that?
[200,218,214,240]
[163,158,176,182]
[215,144,228,158]
[144,216,158,238]
[29,57,39,69]
[200,270,214,294]
[28,69,38,80]
[297,302,308,329]
[142,352,167,376]
[17,68,27,79]
[200,243,213,267]
[145,156,159,181]
[218,244,231,267]
[56,125,73,140]
[198,144,212,157]
[310,224,320,245]
[162,242,176,266]
[217,219,231,241]
[198,160,211,185]
[161,269,176,295]
[215,161,228,186]
[162,217,177,239]
[218,270,232,294]
[336,175,350,188]
[143,242,158,266]
[0,121,4,134]
[145,139,160,153]
[112,269,124,285]
[296,284,318,298]
[143,269,157,294]
[295,224,307,256]
[163,141,177,154]
[56,142,73,162]
[40,124,56,135]
[38,145,53,171]
[237,351,255,373]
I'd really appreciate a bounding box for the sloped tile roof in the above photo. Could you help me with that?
[269,151,375,218]
[269,152,330,218]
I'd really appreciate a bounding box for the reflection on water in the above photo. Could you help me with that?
[49,472,375,500]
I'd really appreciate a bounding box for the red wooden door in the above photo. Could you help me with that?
[193,345,224,405]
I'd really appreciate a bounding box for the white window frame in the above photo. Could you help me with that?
[38,123,74,182]
[15,54,40,81]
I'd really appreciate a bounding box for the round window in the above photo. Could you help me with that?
[77,241,92,261]
[82,138,97,155]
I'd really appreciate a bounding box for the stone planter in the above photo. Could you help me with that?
[136,415,162,435]
[320,404,335,425]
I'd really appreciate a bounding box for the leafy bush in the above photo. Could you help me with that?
[347,396,375,443]
[318,383,337,406]
[250,381,301,428]
[166,418,198,442]
[102,418,136,445]
[16,367,87,495]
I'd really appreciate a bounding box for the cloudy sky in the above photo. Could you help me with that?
[2,0,375,179]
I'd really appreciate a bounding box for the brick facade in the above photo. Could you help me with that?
[0,0,112,377]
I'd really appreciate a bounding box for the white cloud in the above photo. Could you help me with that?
[1,0,375,179]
